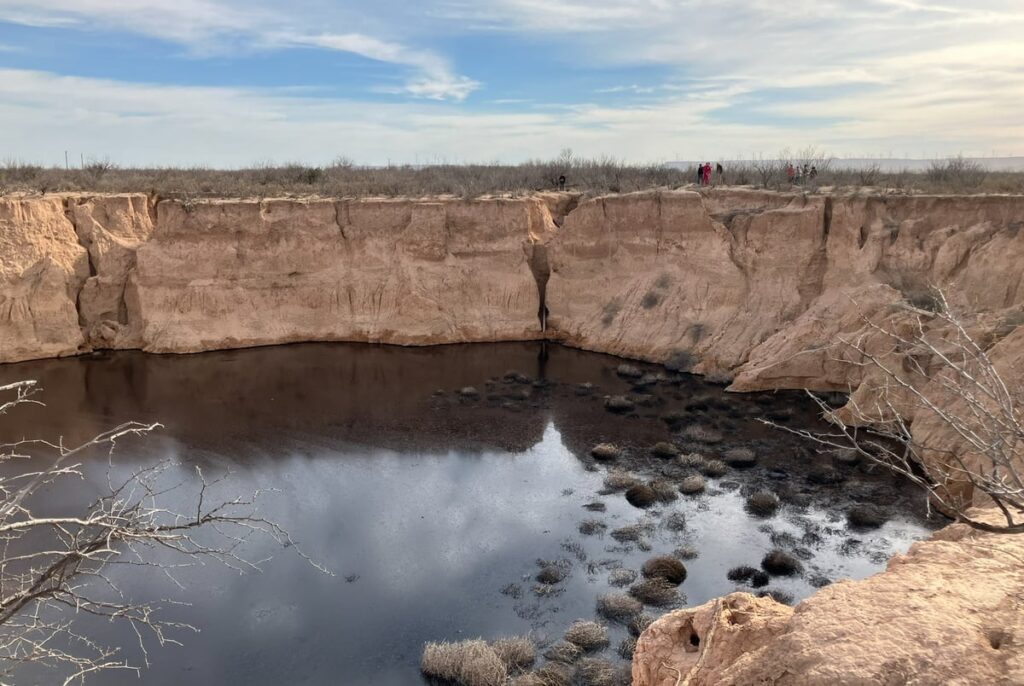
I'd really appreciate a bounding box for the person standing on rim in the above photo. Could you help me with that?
[695,164,703,185]
[704,162,713,186]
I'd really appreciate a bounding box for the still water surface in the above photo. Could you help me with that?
[0,343,939,685]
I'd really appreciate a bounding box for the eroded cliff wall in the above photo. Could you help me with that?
[1,194,554,361]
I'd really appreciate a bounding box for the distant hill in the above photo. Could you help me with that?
[667,157,1024,172]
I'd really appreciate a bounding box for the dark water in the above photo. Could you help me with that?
[0,343,940,685]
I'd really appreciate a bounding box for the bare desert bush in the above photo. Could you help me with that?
[421,639,507,686]
[0,380,319,685]
[0,155,686,199]
[563,621,609,652]
[3,153,1021,199]
[772,290,1024,534]
[596,592,642,623]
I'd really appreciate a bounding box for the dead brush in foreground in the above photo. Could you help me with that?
[421,635,536,686]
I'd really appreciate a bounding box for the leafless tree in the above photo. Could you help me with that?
[751,154,780,189]
[767,291,1024,534]
[0,380,325,684]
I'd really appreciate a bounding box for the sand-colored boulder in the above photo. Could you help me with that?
[634,508,1024,685]
[0,197,89,362]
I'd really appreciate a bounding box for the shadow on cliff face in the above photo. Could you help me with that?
[0,343,941,686]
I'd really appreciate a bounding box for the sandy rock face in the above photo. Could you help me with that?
[0,197,89,362]
[634,509,1024,685]
[545,190,829,374]
[70,194,154,349]
[130,197,553,353]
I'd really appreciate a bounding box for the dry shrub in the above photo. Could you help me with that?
[603,471,640,492]
[700,459,729,478]
[564,621,610,652]
[591,443,621,461]
[575,657,620,686]
[510,663,573,686]
[421,639,506,686]
[578,519,607,536]
[629,613,656,637]
[679,474,706,494]
[648,479,678,503]
[610,523,651,543]
[723,447,757,467]
[745,491,780,517]
[641,556,687,585]
[664,511,687,531]
[492,637,536,672]
[629,578,681,607]
[761,549,801,576]
[727,565,758,582]
[625,483,658,508]
[678,452,706,468]
[673,545,699,560]
[847,504,888,529]
[683,424,723,444]
[536,563,570,585]
[651,441,680,458]
[608,568,638,587]
[604,396,635,413]
[544,640,583,664]
[617,636,637,660]
[596,592,642,623]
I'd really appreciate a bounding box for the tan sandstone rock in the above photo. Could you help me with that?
[0,197,88,362]
[634,508,1024,685]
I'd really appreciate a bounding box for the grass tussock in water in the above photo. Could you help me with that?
[563,621,610,652]
[761,549,801,576]
[700,459,730,478]
[421,639,508,686]
[543,640,583,664]
[617,636,637,660]
[491,637,536,672]
[745,490,781,517]
[596,592,643,623]
[510,662,573,686]
[679,474,706,494]
[641,556,687,585]
[574,657,628,686]
[629,613,656,637]
[607,568,638,587]
[603,471,640,492]
[629,578,682,607]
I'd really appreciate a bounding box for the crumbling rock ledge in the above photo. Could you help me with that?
[633,508,1024,685]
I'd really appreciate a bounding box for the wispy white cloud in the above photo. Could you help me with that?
[0,0,479,100]
[3,67,1020,167]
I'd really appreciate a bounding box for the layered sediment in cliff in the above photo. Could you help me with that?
[632,508,1024,685]
[1,194,555,362]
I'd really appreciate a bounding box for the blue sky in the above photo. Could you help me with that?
[0,0,1022,166]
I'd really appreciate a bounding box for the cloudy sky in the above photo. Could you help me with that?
[1,0,1022,166]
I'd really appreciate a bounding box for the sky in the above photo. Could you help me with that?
[0,0,1022,167]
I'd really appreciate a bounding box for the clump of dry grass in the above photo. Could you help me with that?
[544,640,584,664]
[596,592,643,623]
[745,490,780,517]
[421,639,507,686]
[591,443,622,461]
[578,519,608,536]
[679,474,705,494]
[617,636,637,660]
[648,479,678,503]
[723,447,757,467]
[700,459,729,478]
[574,657,622,686]
[610,522,653,543]
[625,483,658,508]
[491,637,536,672]
[536,562,570,585]
[678,453,706,469]
[664,511,687,531]
[641,556,687,585]
[608,568,638,587]
[510,663,572,686]
[651,441,680,458]
[603,471,640,492]
[564,621,610,652]
[629,613,656,637]
[682,425,723,444]
[761,549,801,576]
[673,545,699,560]
[629,578,682,607]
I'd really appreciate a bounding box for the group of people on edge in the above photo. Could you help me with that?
[786,162,818,183]
[696,162,724,186]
